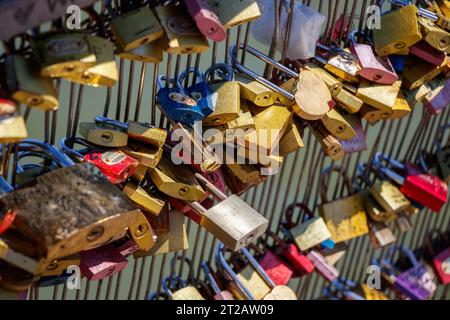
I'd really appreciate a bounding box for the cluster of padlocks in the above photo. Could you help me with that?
[0,0,449,300]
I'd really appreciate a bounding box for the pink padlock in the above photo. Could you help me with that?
[349,31,398,84]
[424,78,450,114]
[306,250,339,282]
[259,251,294,286]
[184,0,227,42]
[80,244,128,281]
[410,41,447,66]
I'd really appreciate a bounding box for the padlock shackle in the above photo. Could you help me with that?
[169,256,196,284]
[177,67,204,88]
[201,261,222,295]
[284,202,314,229]
[94,116,128,131]
[230,44,297,101]
[194,173,226,200]
[389,0,439,21]
[59,137,93,161]
[241,247,276,289]
[16,139,75,168]
[204,63,234,83]
[215,243,255,300]
[319,165,355,203]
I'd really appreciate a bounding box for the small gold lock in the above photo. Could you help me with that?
[171,286,205,300]
[370,181,411,214]
[120,142,163,168]
[361,190,396,223]
[155,6,209,55]
[309,121,345,161]
[403,56,448,89]
[279,120,304,156]
[79,122,128,147]
[6,55,59,111]
[110,7,164,52]
[0,114,28,143]
[235,73,278,107]
[373,5,423,56]
[231,265,271,300]
[132,165,148,183]
[128,211,157,252]
[123,182,166,216]
[334,88,364,114]
[320,109,356,141]
[205,0,261,28]
[418,16,450,53]
[118,37,168,63]
[359,105,393,124]
[390,90,411,119]
[127,121,167,148]
[203,81,241,126]
[225,163,260,185]
[356,79,402,112]
[149,157,206,201]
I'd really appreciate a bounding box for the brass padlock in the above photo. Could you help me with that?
[3,163,141,261]
[79,122,128,148]
[205,0,261,28]
[155,6,209,55]
[309,121,345,161]
[390,90,411,119]
[110,7,164,52]
[436,0,450,17]
[418,16,450,53]
[6,55,58,111]
[225,163,260,185]
[120,142,163,168]
[315,47,360,84]
[123,181,166,216]
[65,36,118,87]
[373,5,422,56]
[235,73,279,107]
[360,105,393,124]
[279,119,304,156]
[127,122,167,148]
[31,31,96,78]
[334,87,364,114]
[222,164,266,195]
[128,211,157,252]
[403,56,448,89]
[118,37,167,63]
[356,79,402,112]
[361,190,396,223]
[0,112,28,143]
[149,156,205,201]
[132,165,148,183]
[370,181,411,214]
[320,109,356,141]
[41,254,80,276]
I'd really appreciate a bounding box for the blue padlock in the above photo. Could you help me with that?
[178,68,215,118]
[156,75,205,125]
[388,55,406,72]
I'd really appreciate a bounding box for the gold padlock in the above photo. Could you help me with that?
[403,56,448,89]
[31,31,96,78]
[290,216,332,251]
[235,73,279,107]
[171,286,205,300]
[361,284,389,300]
[360,105,393,124]
[370,181,411,214]
[118,37,167,63]
[320,109,356,141]
[123,182,166,216]
[231,265,271,300]
[127,122,167,148]
[155,6,209,55]
[65,36,118,87]
[390,90,411,119]
[418,16,450,53]
[79,122,128,147]
[334,88,364,114]
[6,55,59,111]
[0,113,28,143]
[315,50,360,84]
[225,163,260,185]
[121,142,163,168]
[225,102,255,131]
[41,254,80,276]
[436,0,450,17]
[361,190,396,223]
[132,165,148,183]
[110,7,164,52]
[205,0,261,28]
[279,120,304,156]
[309,121,345,161]
[128,211,157,252]
[356,79,402,112]
[222,164,266,195]
[304,63,343,97]
[149,157,206,201]
[203,81,240,127]
[373,5,422,56]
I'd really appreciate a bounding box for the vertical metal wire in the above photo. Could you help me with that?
[124,61,135,123]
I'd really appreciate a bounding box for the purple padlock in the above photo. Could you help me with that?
[80,244,128,281]
[424,78,450,114]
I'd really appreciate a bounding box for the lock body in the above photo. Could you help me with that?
[320,109,356,141]
[172,286,205,300]
[123,182,166,216]
[356,79,402,112]
[259,251,293,286]
[290,216,332,252]
[185,0,227,42]
[235,74,278,107]
[403,56,448,90]
[204,0,261,28]
[203,81,240,126]
[279,120,304,156]
[120,142,163,168]
[79,244,128,281]
[0,114,28,143]
[309,121,345,161]
[419,17,450,53]
[79,122,128,148]
[370,181,411,214]
[128,211,157,252]
[127,122,167,148]
[118,37,167,63]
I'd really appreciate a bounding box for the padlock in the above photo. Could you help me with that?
[31,31,96,78]
[221,165,266,195]
[225,163,260,185]
[79,243,128,281]
[318,166,369,243]
[186,173,268,251]
[361,189,396,223]
[349,31,398,84]
[306,250,339,282]
[402,56,448,89]
[303,63,343,98]
[410,41,447,66]
[257,248,293,286]
[390,90,412,119]
[425,229,450,284]
[284,202,332,252]
[418,16,450,53]
[64,36,118,87]
[127,210,157,252]
[315,44,360,84]
[204,0,261,28]
[178,68,215,118]
[424,76,450,114]
[40,254,80,277]
[368,222,396,248]
[185,0,227,42]
[340,113,367,153]
[6,55,58,111]
[202,63,240,126]
[162,276,205,300]
[133,208,188,257]
[370,180,411,215]
[334,87,364,114]
[123,182,166,216]
[120,141,163,168]
[114,237,140,257]
[79,122,128,148]
[402,83,431,107]
[234,73,279,107]
[320,109,356,141]
[356,79,402,112]
[156,76,205,125]
[155,6,209,55]
[433,246,450,284]
[277,119,304,156]
[373,5,423,56]
[201,261,235,300]
[110,6,164,52]
[0,108,28,143]
[436,0,450,17]
[118,37,167,63]
[149,156,205,201]
[132,165,148,183]
[309,121,345,161]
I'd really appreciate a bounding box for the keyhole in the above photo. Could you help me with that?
[337,125,346,133]
[46,260,59,271]
[86,226,105,242]
[27,96,43,106]
[64,65,76,73]
[373,74,382,81]
[394,41,406,50]
[245,233,255,245]
[134,223,148,238]
[101,132,113,143]
[179,186,189,196]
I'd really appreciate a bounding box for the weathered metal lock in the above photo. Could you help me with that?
[436,0,450,17]
[370,180,411,215]
[309,121,345,161]
[349,31,399,84]
[149,155,205,201]
[126,209,157,252]
[156,76,205,125]
[155,5,209,54]
[333,87,364,114]
[315,44,361,84]
[418,16,450,53]
[320,109,356,141]
[120,141,163,168]
[123,181,167,217]
[368,221,396,248]
[318,165,369,243]
[390,90,412,119]
[0,95,28,143]
[186,173,268,251]
[110,6,164,52]
[303,63,344,98]
[41,254,80,277]
[231,44,333,121]
[201,261,235,300]
[202,63,240,126]
[31,31,96,78]
[424,76,450,114]
[284,202,332,252]
[79,121,128,148]
[178,68,215,118]
[79,243,128,281]
[361,188,396,223]
[373,5,423,56]
[6,55,58,111]
[410,41,447,66]
[185,0,227,42]
[356,79,402,113]
[306,250,339,282]
[204,0,261,28]
[340,113,367,153]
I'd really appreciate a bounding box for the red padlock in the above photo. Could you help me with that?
[434,248,450,284]
[115,238,140,257]
[84,150,139,184]
[79,244,128,281]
